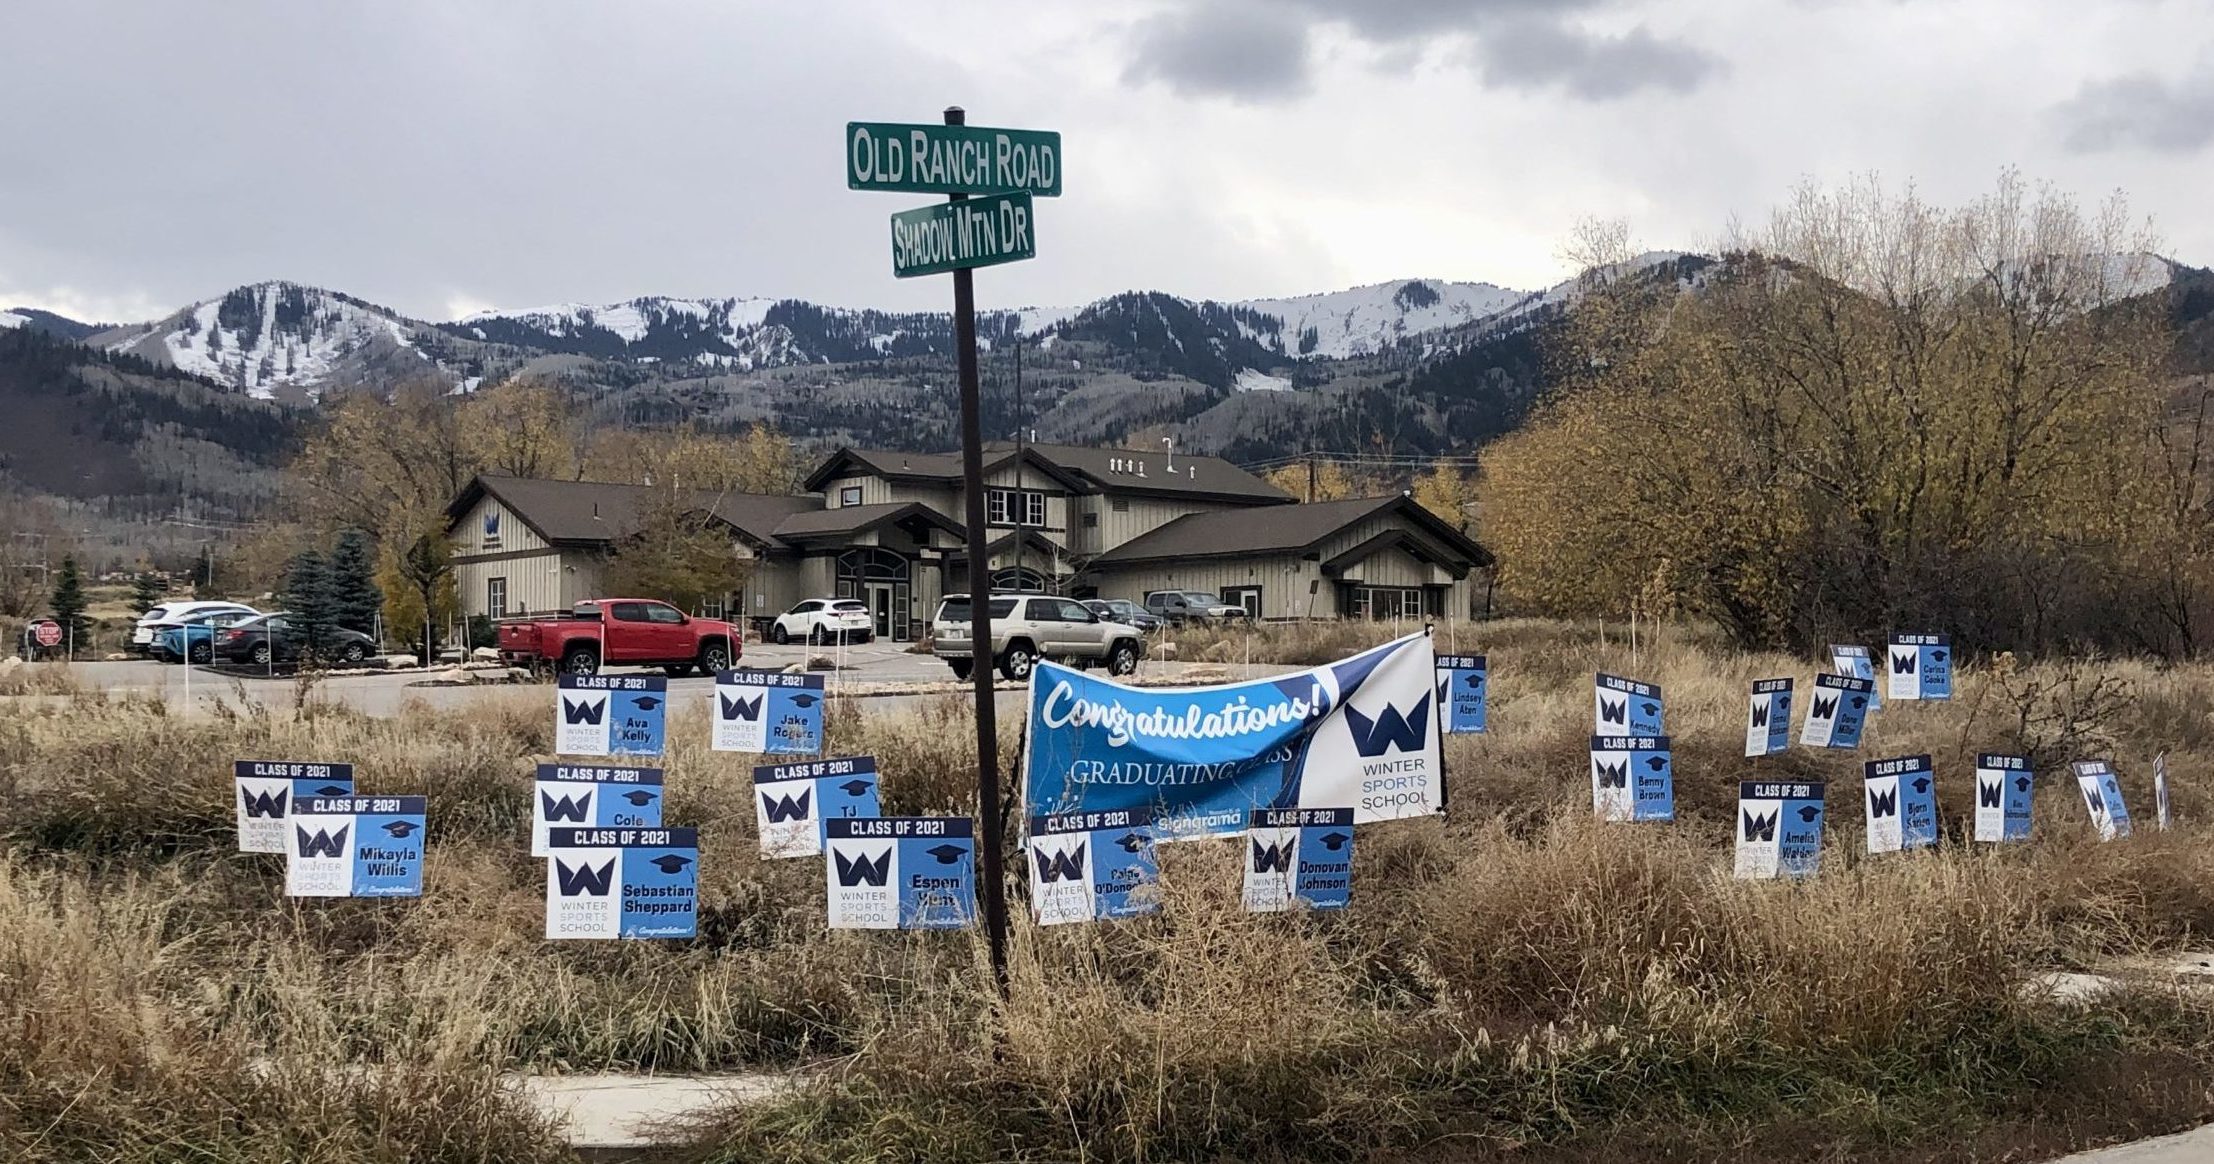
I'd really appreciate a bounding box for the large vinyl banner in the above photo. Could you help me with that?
[1023,632,1444,839]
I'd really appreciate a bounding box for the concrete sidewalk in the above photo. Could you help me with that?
[514,1071,788,1155]
[2051,1124,2214,1162]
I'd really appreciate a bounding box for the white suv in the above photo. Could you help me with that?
[133,600,258,655]
[769,598,874,644]
[931,593,1144,681]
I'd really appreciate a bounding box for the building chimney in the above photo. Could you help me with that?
[1162,437,1175,473]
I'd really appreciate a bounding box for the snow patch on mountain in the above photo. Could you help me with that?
[0,311,25,330]
[1234,368,1294,393]
[1236,279,1531,359]
[91,283,427,400]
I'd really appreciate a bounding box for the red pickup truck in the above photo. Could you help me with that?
[498,598,739,676]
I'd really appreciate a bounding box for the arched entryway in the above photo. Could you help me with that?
[835,547,912,639]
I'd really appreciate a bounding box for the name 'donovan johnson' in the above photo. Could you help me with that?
[893,199,1033,272]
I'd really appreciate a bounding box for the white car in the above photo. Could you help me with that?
[768,598,874,644]
[133,600,259,654]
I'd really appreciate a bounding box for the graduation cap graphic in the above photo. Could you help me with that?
[834,779,875,798]
[1645,755,1668,772]
[1112,832,1149,854]
[1929,649,1948,663]
[1316,831,1351,852]
[923,843,968,864]
[2014,776,2032,794]
[1796,804,1822,823]
[1910,776,1931,795]
[789,693,819,708]
[629,695,664,711]
[380,820,420,839]
[1464,673,1484,689]
[648,853,695,875]
[1849,696,1867,710]
[720,692,763,721]
[313,784,351,797]
[620,789,658,807]
[1639,701,1660,719]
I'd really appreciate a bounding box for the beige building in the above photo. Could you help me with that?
[445,442,1490,640]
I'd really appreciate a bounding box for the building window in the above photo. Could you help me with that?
[1110,497,1130,512]
[1345,585,1424,620]
[1082,512,1099,528]
[487,577,508,619]
[1222,585,1262,618]
[839,486,862,507]
[699,596,726,619]
[986,488,1046,526]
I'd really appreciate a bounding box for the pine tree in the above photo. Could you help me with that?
[50,556,88,657]
[130,571,164,614]
[281,550,336,661]
[326,530,383,636]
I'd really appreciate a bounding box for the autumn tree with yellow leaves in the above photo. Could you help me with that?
[1485,174,2208,654]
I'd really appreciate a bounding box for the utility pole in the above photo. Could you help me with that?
[1306,452,1317,504]
[1012,336,1026,592]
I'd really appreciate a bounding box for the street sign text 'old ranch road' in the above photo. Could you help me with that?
[846,122,1062,197]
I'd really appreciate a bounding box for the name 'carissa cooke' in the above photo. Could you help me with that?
[1039,681,1328,748]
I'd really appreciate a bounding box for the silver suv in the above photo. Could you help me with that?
[932,593,1145,681]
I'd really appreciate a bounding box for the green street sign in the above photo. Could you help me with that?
[890,192,1036,278]
[848,121,1061,197]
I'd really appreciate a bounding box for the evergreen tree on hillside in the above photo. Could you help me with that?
[281,550,336,661]
[49,556,87,657]
[327,531,382,637]
[130,571,164,614]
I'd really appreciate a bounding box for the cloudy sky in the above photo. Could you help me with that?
[2,0,2209,323]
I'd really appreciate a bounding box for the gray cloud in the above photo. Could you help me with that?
[1120,0,1718,104]
[2054,68,2214,154]
[1475,20,1726,100]
[1123,1,1315,101]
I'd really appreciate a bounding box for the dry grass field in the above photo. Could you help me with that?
[3,619,2212,1162]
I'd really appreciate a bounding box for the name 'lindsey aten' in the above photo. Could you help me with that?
[1037,679,1328,749]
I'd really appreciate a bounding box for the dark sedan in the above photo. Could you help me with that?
[1083,598,1166,633]
[212,614,378,667]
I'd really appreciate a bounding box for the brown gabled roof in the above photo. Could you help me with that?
[1091,495,1493,569]
[771,501,964,543]
[803,442,1291,505]
[447,475,819,549]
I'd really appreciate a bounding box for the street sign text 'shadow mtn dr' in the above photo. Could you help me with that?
[847,122,1062,197]
[891,193,1035,279]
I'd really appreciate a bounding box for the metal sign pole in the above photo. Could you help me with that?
[946,104,1012,992]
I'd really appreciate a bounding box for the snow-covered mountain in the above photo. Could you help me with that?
[1235,279,1533,359]
[91,282,442,401]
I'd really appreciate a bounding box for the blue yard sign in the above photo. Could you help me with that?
[1745,678,1793,757]
[1887,634,1953,702]
[544,827,699,940]
[1435,654,1487,734]
[1594,673,1664,735]
[753,755,883,858]
[1974,754,2033,843]
[531,763,665,857]
[234,759,355,854]
[286,795,427,897]
[1735,780,1827,880]
[824,817,975,930]
[556,674,667,757]
[2071,760,2132,840]
[1028,807,1161,925]
[1023,633,1443,840]
[714,669,827,755]
[1799,673,1873,749]
[1830,645,1882,713]
[1241,807,1355,912]
[1864,754,1938,854]
[1589,735,1674,822]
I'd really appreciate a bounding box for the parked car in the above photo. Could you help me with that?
[1081,598,1164,633]
[1143,590,1252,625]
[151,608,261,663]
[497,598,739,676]
[769,598,874,644]
[212,613,379,667]
[931,592,1144,681]
[132,600,258,655]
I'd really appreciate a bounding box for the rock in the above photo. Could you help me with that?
[472,646,501,661]
[2170,952,2214,979]
[1155,642,1179,660]
[0,656,20,675]
[104,652,128,661]
[806,654,836,671]
[2019,971,2120,1004]
[382,654,419,669]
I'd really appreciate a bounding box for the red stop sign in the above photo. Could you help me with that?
[30,620,62,648]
